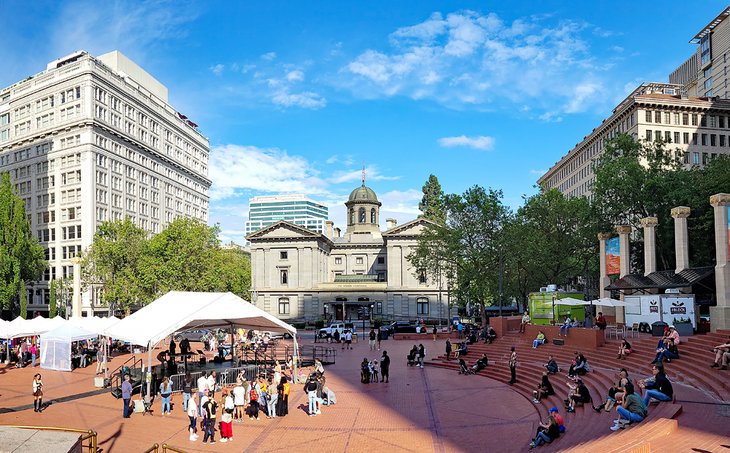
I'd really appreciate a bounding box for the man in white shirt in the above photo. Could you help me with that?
[519,311,530,333]
[197,373,208,412]
[207,371,217,398]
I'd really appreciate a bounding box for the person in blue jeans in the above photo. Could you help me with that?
[529,415,560,449]
[640,364,673,406]
[159,377,173,415]
[121,374,133,418]
[558,316,572,336]
[611,382,647,431]
[304,375,318,416]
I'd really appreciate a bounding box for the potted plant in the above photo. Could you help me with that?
[672,317,693,337]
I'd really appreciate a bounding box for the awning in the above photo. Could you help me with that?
[605,266,714,291]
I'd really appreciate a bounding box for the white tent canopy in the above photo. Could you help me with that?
[39,322,99,371]
[554,297,589,306]
[6,316,67,339]
[104,291,297,348]
[68,316,120,336]
[590,297,629,307]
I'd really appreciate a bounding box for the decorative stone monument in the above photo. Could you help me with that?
[671,206,691,274]
[710,194,730,331]
[640,217,658,276]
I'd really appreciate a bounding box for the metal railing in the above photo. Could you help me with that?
[168,365,261,394]
[143,443,189,453]
[11,425,97,452]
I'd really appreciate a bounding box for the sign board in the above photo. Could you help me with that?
[606,236,620,275]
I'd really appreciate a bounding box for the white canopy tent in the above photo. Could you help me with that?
[39,323,99,371]
[104,291,299,402]
[554,297,589,306]
[589,297,629,307]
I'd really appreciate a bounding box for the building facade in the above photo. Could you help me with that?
[0,50,211,315]
[244,194,328,236]
[246,183,451,322]
[538,82,730,197]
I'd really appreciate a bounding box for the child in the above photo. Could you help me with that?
[369,359,380,383]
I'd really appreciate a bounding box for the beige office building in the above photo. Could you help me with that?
[0,51,210,315]
[246,183,452,322]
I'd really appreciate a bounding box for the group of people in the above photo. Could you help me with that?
[359,351,390,383]
[406,344,426,368]
[303,359,336,416]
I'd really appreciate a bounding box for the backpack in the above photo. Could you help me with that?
[250,389,258,401]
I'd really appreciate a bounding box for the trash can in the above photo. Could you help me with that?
[651,321,668,337]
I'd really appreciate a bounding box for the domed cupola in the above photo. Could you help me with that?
[344,169,382,238]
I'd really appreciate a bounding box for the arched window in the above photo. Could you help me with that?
[370,208,376,224]
[349,208,354,225]
[278,297,290,315]
[417,297,429,315]
[358,207,366,223]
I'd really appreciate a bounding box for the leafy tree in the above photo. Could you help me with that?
[49,280,57,318]
[213,246,252,298]
[82,218,148,314]
[418,174,446,224]
[410,185,510,325]
[0,172,46,311]
[19,280,27,319]
[504,189,599,308]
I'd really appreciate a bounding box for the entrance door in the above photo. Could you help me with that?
[335,304,344,321]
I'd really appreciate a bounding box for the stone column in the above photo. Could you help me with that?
[671,206,691,274]
[70,257,82,318]
[615,225,632,324]
[640,217,658,276]
[710,194,730,331]
[598,233,612,298]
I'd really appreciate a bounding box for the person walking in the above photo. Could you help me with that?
[159,376,173,415]
[182,372,193,412]
[32,373,43,413]
[121,374,132,418]
[345,330,353,350]
[508,346,518,385]
[380,351,390,383]
[369,329,377,351]
[417,344,425,368]
[187,394,199,441]
[377,328,383,350]
[432,325,438,341]
[202,391,218,444]
[95,346,106,375]
[30,343,37,368]
[220,389,234,442]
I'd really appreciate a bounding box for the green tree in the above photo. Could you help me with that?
[213,246,252,298]
[418,174,446,224]
[504,188,598,308]
[82,218,148,314]
[140,217,222,297]
[410,186,510,325]
[49,280,57,318]
[0,172,46,311]
[19,280,27,319]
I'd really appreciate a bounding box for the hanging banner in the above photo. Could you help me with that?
[606,236,620,275]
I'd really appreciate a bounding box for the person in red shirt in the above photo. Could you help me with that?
[595,312,607,330]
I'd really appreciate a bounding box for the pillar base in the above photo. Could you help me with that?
[709,306,730,332]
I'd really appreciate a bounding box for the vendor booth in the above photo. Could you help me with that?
[40,323,99,371]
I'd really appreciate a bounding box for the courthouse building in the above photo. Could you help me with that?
[0,51,210,315]
[246,182,451,322]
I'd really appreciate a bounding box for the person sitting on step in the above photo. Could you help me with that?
[638,364,673,406]
[558,316,572,336]
[617,339,632,360]
[471,353,489,373]
[610,381,647,431]
[567,352,589,379]
[485,326,497,344]
[528,414,560,449]
[595,368,630,412]
[710,335,730,370]
[532,331,547,349]
[544,355,559,374]
[653,336,680,364]
[533,372,555,403]
[454,342,468,359]
[565,378,591,413]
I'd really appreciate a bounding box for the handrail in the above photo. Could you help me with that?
[10,425,98,452]
[142,443,159,453]
[162,443,189,453]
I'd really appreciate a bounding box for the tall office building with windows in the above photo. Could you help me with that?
[0,50,211,315]
[245,194,329,236]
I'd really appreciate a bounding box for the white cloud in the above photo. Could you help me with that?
[437,135,495,150]
[539,111,563,122]
[272,90,326,109]
[328,166,400,184]
[341,11,614,115]
[286,70,305,82]
[325,155,339,164]
[529,169,547,175]
[261,52,277,61]
[210,64,224,75]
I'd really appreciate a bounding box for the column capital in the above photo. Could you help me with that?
[597,232,613,241]
[615,225,632,234]
[70,256,81,265]
[640,217,658,227]
[671,206,691,218]
[710,193,730,207]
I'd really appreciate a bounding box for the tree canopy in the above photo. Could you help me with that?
[418,174,446,224]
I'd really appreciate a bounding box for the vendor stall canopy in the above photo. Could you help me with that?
[104,291,297,348]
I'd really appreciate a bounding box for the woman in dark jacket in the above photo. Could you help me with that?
[533,372,555,403]
[276,376,288,416]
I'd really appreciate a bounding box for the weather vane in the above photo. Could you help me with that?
[361,163,366,186]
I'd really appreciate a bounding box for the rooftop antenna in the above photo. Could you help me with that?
[361,163,366,186]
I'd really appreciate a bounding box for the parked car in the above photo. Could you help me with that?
[318,322,355,338]
[173,329,211,343]
[263,330,293,340]
[383,321,418,334]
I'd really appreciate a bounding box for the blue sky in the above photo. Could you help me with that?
[1,1,727,243]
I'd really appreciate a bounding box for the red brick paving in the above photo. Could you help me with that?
[0,338,536,452]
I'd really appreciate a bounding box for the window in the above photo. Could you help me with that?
[682,113,689,125]
[377,257,385,265]
[721,135,726,147]
[692,114,698,126]
[278,298,290,315]
[645,110,652,123]
[418,270,427,284]
[645,130,653,141]
[334,257,342,265]
[370,208,376,224]
[673,113,679,125]
[358,207,366,223]
[701,115,707,127]
[349,208,354,225]
[417,297,429,315]
[703,152,709,165]
[692,133,698,145]
[279,251,288,260]
[692,152,700,165]
[711,134,717,146]
[664,131,671,142]
[683,132,689,144]
[356,257,364,265]
[377,271,386,282]
[655,111,661,123]
[280,269,288,285]
[683,152,689,164]
[702,134,708,146]
[664,112,670,124]
[674,132,680,144]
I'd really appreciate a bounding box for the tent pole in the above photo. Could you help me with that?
[146,341,153,407]
[292,331,300,384]
[230,323,236,367]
